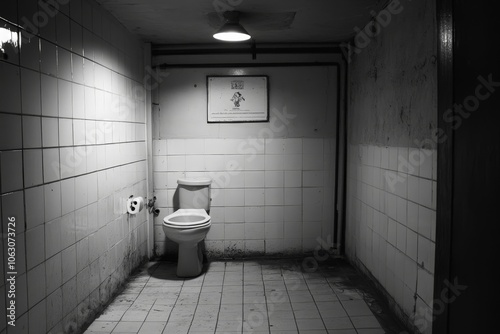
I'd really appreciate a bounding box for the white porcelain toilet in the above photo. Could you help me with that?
[163,177,212,277]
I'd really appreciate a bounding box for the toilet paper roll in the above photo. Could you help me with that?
[127,196,144,214]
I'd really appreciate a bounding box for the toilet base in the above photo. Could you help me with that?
[176,242,204,277]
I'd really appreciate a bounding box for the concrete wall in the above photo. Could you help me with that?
[0,0,148,332]
[152,66,339,258]
[345,0,437,332]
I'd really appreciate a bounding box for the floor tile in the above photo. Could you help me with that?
[83,259,408,334]
[112,321,143,333]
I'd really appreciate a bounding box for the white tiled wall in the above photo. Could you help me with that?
[0,0,148,332]
[345,144,437,332]
[153,137,336,258]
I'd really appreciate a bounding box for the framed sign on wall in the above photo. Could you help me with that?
[207,75,269,123]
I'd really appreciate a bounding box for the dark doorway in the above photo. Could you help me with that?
[435,0,500,332]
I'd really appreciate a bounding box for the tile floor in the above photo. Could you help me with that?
[83,258,407,334]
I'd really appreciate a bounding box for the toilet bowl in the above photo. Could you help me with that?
[163,209,211,277]
[162,177,212,277]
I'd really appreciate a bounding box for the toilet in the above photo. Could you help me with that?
[163,177,212,277]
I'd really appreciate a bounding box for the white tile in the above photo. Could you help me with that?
[387,219,397,247]
[265,171,284,187]
[45,253,62,294]
[84,86,96,119]
[59,119,73,146]
[265,138,284,154]
[86,120,96,145]
[72,83,85,119]
[83,57,94,86]
[385,193,398,220]
[59,147,75,178]
[40,40,57,76]
[265,222,284,239]
[41,74,58,117]
[184,139,204,154]
[73,119,86,145]
[303,171,323,187]
[167,156,185,171]
[245,240,265,254]
[167,139,186,155]
[284,188,302,206]
[265,206,283,223]
[42,117,59,147]
[86,146,97,173]
[396,197,407,226]
[406,229,418,261]
[26,225,45,270]
[244,154,265,170]
[61,245,77,283]
[419,149,433,179]
[284,170,301,187]
[23,116,42,148]
[23,149,43,187]
[206,223,224,240]
[27,263,46,308]
[397,147,409,173]
[45,218,62,259]
[76,238,89,272]
[204,155,225,171]
[245,171,265,188]
[303,138,323,156]
[225,189,245,206]
[418,178,433,208]
[43,148,60,183]
[407,148,421,176]
[25,185,45,230]
[225,207,244,223]
[20,32,40,71]
[243,188,264,206]
[75,206,88,241]
[418,206,435,240]
[283,138,302,155]
[152,140,167,156]
[225,223,244,239]
[61,179,75,215]
[224,155,245,172]
[245,206,265,223]
[416,268,434,307]
[303,154,323,171]
[396,223,407,252]
[417,236,435,274]
[407,175,419,203]
[388,147,398,171]
[265,188,284,206]
[75,175,89,210]
[284,154,302,171]
[265,154,283,170]
[244,222,265,239]
[284,221,302,239]
[186,155,204,172]
[58,49,72,81]
[61,212,76,250]
[381,147,389,169]
[21,68,41,115]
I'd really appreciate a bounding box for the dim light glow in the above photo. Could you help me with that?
[213,22,251,42]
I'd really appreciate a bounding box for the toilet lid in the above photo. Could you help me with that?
[163,209,211,228]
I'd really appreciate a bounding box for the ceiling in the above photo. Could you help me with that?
[95,0,387,46]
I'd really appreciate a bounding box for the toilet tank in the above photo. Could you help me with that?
[177,177,212,211]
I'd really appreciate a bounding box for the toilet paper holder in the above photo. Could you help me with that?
[127,195,144,214]
[127,195,160,216]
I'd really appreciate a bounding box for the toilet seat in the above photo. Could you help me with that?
[164,209,211,229]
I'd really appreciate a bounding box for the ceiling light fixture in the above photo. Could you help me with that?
[213,11,251,42]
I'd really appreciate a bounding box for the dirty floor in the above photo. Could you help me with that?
[83,258,408,334]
